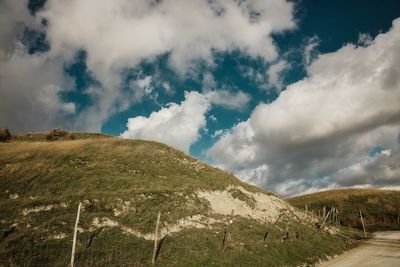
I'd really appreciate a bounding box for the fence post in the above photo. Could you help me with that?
[71,202,81,267]
[221,209,234,251]
[152,211,161,265]
[305,204,308,213]
[359,211,367,238]
[320,210,332,229]
[336,209,339,225]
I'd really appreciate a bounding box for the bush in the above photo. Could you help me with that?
[0,128,11,142]
[66,132,76,140]
[45,128,68,141]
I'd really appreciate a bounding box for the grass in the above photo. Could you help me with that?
[2,213,355,267]
[229,188,256,208]
[287,188,400,231]
[0,137,262,196]
[0,133,358,266]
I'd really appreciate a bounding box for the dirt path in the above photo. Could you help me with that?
[319,231,400,267]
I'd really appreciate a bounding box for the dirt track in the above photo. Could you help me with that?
[319,231,400,267]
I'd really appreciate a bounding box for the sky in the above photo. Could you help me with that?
[1,0,400,197]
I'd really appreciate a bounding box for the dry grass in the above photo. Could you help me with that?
[287,188,400,231]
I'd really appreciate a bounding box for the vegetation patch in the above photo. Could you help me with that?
[0,128,11,142]
[229,188,256,209]
[287,189,400,231]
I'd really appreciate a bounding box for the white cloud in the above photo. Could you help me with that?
[120,86,250,152]
[121,91,209,152]
[202,72,218,91]
[209,115,217,123]
[206,90,250,110]
[207,18,400,196]
[0,0,38,60]
[0,0,295,132]
[0,46,76,132]
[211,129,228,139]
[0,0,80,132]
[235,164,270,188]
[162,82,173,95]
[380,149,392,156]
[267,60,289,90]
[136,76,153,95]
[6,0,293,132]
[208,121,257,169]
[303,36,319,66]
[41,0,294,75]
[358,33,373,47]
[202,72,251,110]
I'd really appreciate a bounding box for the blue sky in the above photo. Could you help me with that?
[1,0,400,196]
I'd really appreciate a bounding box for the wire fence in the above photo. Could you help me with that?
[5,202,394,266]
[0,205,158,267]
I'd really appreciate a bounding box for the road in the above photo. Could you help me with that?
[319,231,400,267]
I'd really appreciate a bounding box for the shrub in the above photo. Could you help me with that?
[0,128,11,142]
[45,128,68,141]
[66,132,76,140]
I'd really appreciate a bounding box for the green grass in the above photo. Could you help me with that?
[1,212,354,267]
[0,134,357,266]
[228,188,256,208]
[287,189,400,231]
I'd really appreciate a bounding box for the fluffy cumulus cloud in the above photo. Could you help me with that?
[207,18,400,196]
[120,87,251,152]
[121,91,209,152]
[0,0,294,132]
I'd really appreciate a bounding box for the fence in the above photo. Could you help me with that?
[3,202,381,266]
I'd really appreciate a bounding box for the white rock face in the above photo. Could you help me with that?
[197,186,290,223]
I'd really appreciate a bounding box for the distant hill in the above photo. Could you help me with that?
[1,131,360,266]
[287,189,400,231]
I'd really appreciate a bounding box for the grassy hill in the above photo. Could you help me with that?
[1,131,361,266]
[287,189,400,232]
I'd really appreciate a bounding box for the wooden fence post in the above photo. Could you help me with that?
[71,202,81,267]
[359,211,367,238]
[264,214,282,242]
[221,209,234,251]
[320,210,332,229]
[305,204,308,213]
[336,209,339,225]
[323,206,326,219]
[152,211,161,265]
[333,208,336,225]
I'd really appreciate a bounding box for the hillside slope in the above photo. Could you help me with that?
[1,133,357,266]
[287,189,400,231]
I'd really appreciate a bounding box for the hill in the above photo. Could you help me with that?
[287,189,400,232]
[1,132,360,266]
